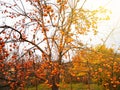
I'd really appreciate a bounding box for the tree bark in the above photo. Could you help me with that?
[51,76,59,90]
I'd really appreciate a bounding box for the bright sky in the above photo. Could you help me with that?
[105,0,120,49]
[81,0,120,50]
[0,0,120,50]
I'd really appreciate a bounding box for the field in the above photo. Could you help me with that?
[25,83,105,90]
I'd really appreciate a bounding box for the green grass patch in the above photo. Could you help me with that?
[25,83,105,90]
[59,83,105,90]
[25,84,51,90]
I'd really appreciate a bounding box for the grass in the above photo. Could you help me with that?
[25,83,105,90]
[25,84,51,90]
[59,83,105,90]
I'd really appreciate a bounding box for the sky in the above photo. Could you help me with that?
[81,0,120,50]
[0,0,120,50]
[104,0,120,50]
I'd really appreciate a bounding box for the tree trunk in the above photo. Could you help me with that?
[51,76,59,90]
[52,84,59,90]
[51,55,62,90]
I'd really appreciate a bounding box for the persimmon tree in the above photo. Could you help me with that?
[0,0,110,90]
[71,45,120,90]
[0,36,43,89]
[92,45,120,90]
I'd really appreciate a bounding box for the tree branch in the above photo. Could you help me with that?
[0,25,47,56]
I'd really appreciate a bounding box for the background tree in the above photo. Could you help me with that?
[71,45,120,90]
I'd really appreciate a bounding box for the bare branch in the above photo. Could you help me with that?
[0,25,47,56]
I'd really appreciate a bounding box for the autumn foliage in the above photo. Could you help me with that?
[71,45,120,89]
[0,0,114,90]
